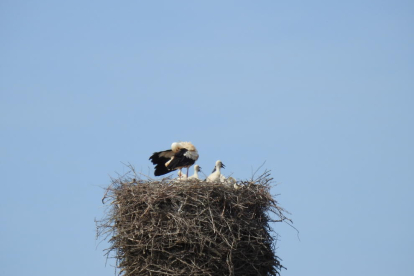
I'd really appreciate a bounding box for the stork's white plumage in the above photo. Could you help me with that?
[225,176,238,188]
[206,160,226,182]
[149,141,199,177]
[187,165,201,180]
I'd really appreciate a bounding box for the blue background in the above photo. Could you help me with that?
[1,1,413,275]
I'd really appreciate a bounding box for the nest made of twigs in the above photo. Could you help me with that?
[96,170,291,276]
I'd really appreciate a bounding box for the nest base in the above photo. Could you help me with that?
[97,174,289,276]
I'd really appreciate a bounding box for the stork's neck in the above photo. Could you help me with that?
[216,165,221,173]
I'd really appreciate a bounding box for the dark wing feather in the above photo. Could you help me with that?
[166,149,196,170]
[149,149,175,176]
[149,149,174,164]
[153,164,171,176]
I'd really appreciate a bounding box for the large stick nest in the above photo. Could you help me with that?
[97,169,291,276]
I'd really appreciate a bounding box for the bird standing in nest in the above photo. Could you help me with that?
[187,165,202,180]
[206,160,226,182]
[149,142,199,177]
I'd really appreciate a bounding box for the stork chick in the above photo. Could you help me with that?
[187,165,202,180]
[206,160,226,182]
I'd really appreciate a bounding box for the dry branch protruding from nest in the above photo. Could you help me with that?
[97,171,290,276]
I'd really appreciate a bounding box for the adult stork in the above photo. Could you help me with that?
[149,142,199,177]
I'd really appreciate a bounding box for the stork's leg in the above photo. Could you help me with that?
[186,167,189,178]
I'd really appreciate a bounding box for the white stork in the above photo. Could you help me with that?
[206,160,226,182]
[187,165,202,180]
[149,141,199,177]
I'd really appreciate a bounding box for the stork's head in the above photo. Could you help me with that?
[216,160,225,169]
[212,160,225,172]
[171,142,181,152]
[194,165,201,172]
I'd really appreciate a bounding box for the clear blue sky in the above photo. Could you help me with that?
[1,1,413,275]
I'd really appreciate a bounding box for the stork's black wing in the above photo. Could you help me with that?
[149,149,174,176]
[166,149,196,170]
